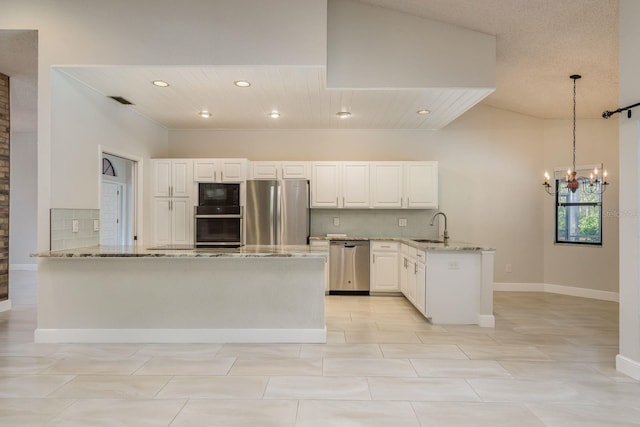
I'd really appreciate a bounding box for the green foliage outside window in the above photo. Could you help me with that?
[555,178,602,245]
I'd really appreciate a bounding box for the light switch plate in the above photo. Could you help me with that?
[93,219,100,232]
[72,219,79,233]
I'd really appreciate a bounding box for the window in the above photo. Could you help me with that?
[555,177,602,245]
[102,157,116,176]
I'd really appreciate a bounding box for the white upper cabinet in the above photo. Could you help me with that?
[342,162,370,208]
[250,161,310,180]
[152,159,192,198]
[311,162,341,208]
[371,162,403,208]
[311,162,370,208]
[251,162,280,179]
[281,161,310,179]
[404,161,438,209]
[194,159,248,182]
[370,161,438,209]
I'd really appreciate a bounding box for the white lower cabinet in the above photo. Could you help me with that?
[415,253,426,314]
[310,240,330,292]
[370,241,399,292]
[152,198,192,246]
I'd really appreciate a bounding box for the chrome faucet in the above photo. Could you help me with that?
[430,211,449,243]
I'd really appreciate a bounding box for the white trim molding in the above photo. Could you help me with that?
[494,282,619,302]
[34,327,327,344]
[477,314,495,328]
[0,299,12,312]
[616,354,640,381]
[9,264,38,271]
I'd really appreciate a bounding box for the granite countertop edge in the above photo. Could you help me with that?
[310,236,495,252]
[33,245,330,259]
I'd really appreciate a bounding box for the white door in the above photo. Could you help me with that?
[405,162,438,209]
[342,162,370,208]
[371,251,399,292]
[311,162,341,207]
[371,162,403,208]
[101,181,122,246]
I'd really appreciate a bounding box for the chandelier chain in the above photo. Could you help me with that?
[572,76,577,173]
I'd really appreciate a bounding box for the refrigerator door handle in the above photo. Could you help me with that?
[275,183,282,244]
[269,184,276,244]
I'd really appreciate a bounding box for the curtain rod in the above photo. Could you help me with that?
[602,102,640,119]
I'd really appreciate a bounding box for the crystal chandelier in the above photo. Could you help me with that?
[543,75,609,196]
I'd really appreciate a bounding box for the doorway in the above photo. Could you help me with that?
[100,152,136,246]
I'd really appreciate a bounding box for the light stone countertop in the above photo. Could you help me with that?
[309,236,495,252]
[34,244,329,258]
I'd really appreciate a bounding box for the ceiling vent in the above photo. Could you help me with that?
[108,96,133,105]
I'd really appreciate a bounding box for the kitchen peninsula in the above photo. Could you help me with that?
[35,245,328,344]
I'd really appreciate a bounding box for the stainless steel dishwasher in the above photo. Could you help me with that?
[329,240,370,294]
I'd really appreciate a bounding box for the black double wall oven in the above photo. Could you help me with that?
[195,183,242,247]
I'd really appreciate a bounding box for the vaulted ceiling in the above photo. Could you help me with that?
[1,1,619,132]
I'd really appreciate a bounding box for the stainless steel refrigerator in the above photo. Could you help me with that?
[245,179,310,245]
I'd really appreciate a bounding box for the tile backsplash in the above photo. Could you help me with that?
[310,209,441,239]
[50,209,100,250]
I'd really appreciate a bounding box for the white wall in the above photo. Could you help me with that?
[542,118,619,293]
[169,104,546,284]
[327,0,495,89]
[9,131,37,267]
[617,0,640,379]
[0,0,327,251]
[51,70,167,245]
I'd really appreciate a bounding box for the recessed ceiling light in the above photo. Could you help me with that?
[234,80,251,88]
[416,109,431,115]
[198,110,212,118]
[151,80,170,87]
[269,111,280,119]
[336,111,352,118]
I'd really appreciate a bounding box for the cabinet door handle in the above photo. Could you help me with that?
[221,171,224,181]
[407,197,410,206]
[343,197,345,206]
[414,264,418,274]
[214,171,217,182]
[169,200,172,211]
[373,254,376,264]
[336,197,339,206]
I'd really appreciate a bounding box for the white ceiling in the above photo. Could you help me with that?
[361,0,619,120]
[59,66,493,130]
[0,1,620,132]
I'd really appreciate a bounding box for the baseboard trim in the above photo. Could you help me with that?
[478,314,495,328]
[34,327,327,344]
[616,354,640,381]
[494,282,619,302]
[0,299,12,312]
[9,264,38,271]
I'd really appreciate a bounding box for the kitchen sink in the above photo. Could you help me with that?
[412,239,444,244]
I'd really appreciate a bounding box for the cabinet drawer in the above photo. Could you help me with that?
[371,241,399,252]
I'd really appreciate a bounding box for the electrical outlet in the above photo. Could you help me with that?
[398,218,407,227]
[333,217,340,227]
[93,219,100,232]
[72,219,79,233]
[506,263,512,273]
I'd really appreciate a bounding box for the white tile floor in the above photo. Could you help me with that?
[1,271,639,426]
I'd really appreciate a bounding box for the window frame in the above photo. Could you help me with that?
[553,167,603,246]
